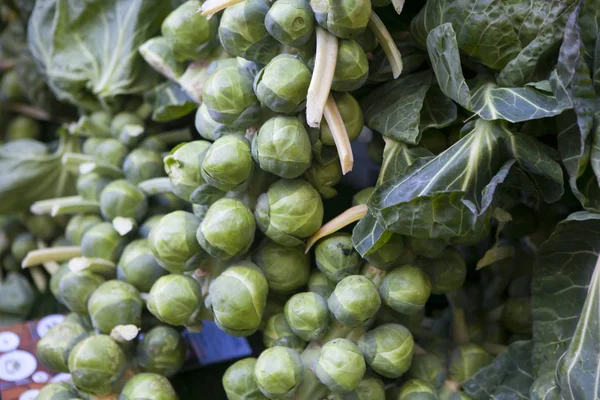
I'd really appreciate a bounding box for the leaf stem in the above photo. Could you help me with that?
[368,12,403,79]
[138,177,173,195]
[22,246,83,268]
[149,128,192,145]
[306,204,367,253]
[31,196,85,215]
[51,200,100,217]
[306,27,338,128]
[323,94,354,174]
[200,0,244,18]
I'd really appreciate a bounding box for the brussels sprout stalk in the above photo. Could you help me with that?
[138,177,173,195]
[306,27,338,128]
[392,0,405,14]
[305,204,367,252]
[111,325,140,343]
[323,94,354,174]
[148,128,192,145]
[200,0,244,18]
[30,196,92,215]
[34,239,61,275]
[368,12,402,79]
[21,246,83,268]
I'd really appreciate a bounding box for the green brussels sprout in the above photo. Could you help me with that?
[418,249,466,295]
[83,138,129,167]
[64,312,94,330]
[139,215,164,239]
[303,158,342,199]
[284,292,329,341]
[37,321,89,373]
[76,172,112,201]
[135,326,186,377]
[110,112,144,148]
[164,140,212,201]
[485,321,508,344]
[419,129,448,154]
[254,54,311,113]
[279,35,317,63]
[1,254,19,273]
[58,270,105,314]
[10,232,37,263]
[139,36,186,81]
[50,263,70,304]
[316,338,366,393]
[398,379,437,400]
[119,373,178,400]
[254,346,305,399]
[99,179,148,222]
[328,275,381,327]
[354,27,378,52]
[406,237,446,259]
[223,358,269,400]
[503,204,537,238]
[352,187,374,206]
[366,133,384,165]
[68,335,126,396]
[201,134,254,192]
[331,40,368,91]
[501,297,532,334]
[24,215,60,241]
[6,116,40,141]
[203,65,261,127]
[320,92,363,146]
[260,296,287,330]
[207,261,269,336]
[81,222,129,263]
[266,0,314,47]
[117,239,168,292]
[252,116,312,179]
[161,0,218,61]
[148,211,206,274]
[449,344,493,384]
[310,0,371,38]
[147,274,203,327]
[196,198,255,260]
[195,103,246,142]
[219,0,279,64]
[237,57,264,79]
[375,305,425,332]
[379,265,431,315]
[35,382,80,400]
[468,319,485,345]
[342,375,385,400]
[0,273,35,323]
[357,323,414,378]
[315,233,361,282]
[0,70,23,100]
[407,353,446,389]
[308,270,336,299]
[123,149,165,184]
[0,216,26,253]
[263,313,307,352]
[365,234,413,271]
[87,280,143,333]
[253,239,310,293]
[255,179,324,246]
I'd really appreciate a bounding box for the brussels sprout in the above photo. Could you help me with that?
[164,140,212,201]
[366,133,384,165]
[68,335,126,396]
[407,353,446,388]
[223,358,269,400]
[252,116,312,179]
[263,313,307,352]
[255,346,305,399]
[237,57,265,79]
[139,36,186,81]
[111,112,144,148]
[195,103,246,142]
[10,232,36,263]
[135,326,186,377]
[343,375,385,400]
[352,187,374,206]
[219,0,279,64]
[310,0,371,38]
[76,172,112,201]
[328,275,381,327]
[398,379,437,400]
[253,239,310,293]
[501,297,532,334]
[203,65,261,127]
[81,222,129,263]
[406,237,446,259]
[331,40,368,91]
[139,215,164,239]
[58,270,105,314]
[99,180,148,222]
[449,344,493,383]
[0,70,23,101]
[24,215,60,241]
[260,296,287,330]
[468,319,485,345]
[196,198,255,259]
[147,274,203,327]
[284,292,329,341]
[303,158,342,199]
[119,373,178,400]
[161,0,218,61]
[375,305,425,332]
[379,265,431,315]
[265,0,314,47]
[308,270,336,299]
[0,216,26,254]
[65,215,101,246]
[503,204,537,238]
[87,280,143,333]
[320,92,363,146]
[123,149,165,184]
[315,233,361,282]
[358,323,414,378]
[35,382,80,400]
[148,211,205,274]
[6,116,40,141]
[83,138,129,167]
[0,273,35,323]
[50,263,70,303]
[207,261,269,336]
[64,312,94,330]
[316,338,366,393]
[419,129,448,154]
[254,54,311,113]
[37,321,89,372]
[485,321,508,344]
[117,239,168,292]
[418,249,466,295]
[365,234,413,271]
[201,135,254,192]
[354,28,378,52]
[255,179,324,246]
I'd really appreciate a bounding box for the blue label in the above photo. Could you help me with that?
[183,321,252,365]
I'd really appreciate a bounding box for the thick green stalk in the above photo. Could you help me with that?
[22,246,83,268]
[138,177,173,195]
[368,12,402,79]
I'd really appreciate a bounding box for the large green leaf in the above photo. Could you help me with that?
[352,212,391,258]
[377,140,434,185]
[419,85,458,133]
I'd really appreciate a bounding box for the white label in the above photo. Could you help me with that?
[0,350,37,381]
[0,332,20,352]
[37,314,65,338]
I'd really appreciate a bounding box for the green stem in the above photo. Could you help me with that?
[323,94,353,174]
[149,128,192,145]
[200,0,244,18]
[22,246,83,268]
[306,27,338,128]
[368,12,403,79]
[446,290,470,345]
[31,196,85,215]
[79,161,124,179]
[138,177,173,195]
[49,199,100,217]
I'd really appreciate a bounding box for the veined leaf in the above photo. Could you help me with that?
[531,371,564,400]
[377,139,434,186]
[419,85,458,133]
[145,81,197,122]
[351,212,392,258]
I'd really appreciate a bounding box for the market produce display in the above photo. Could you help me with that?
[1,0,600,399]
